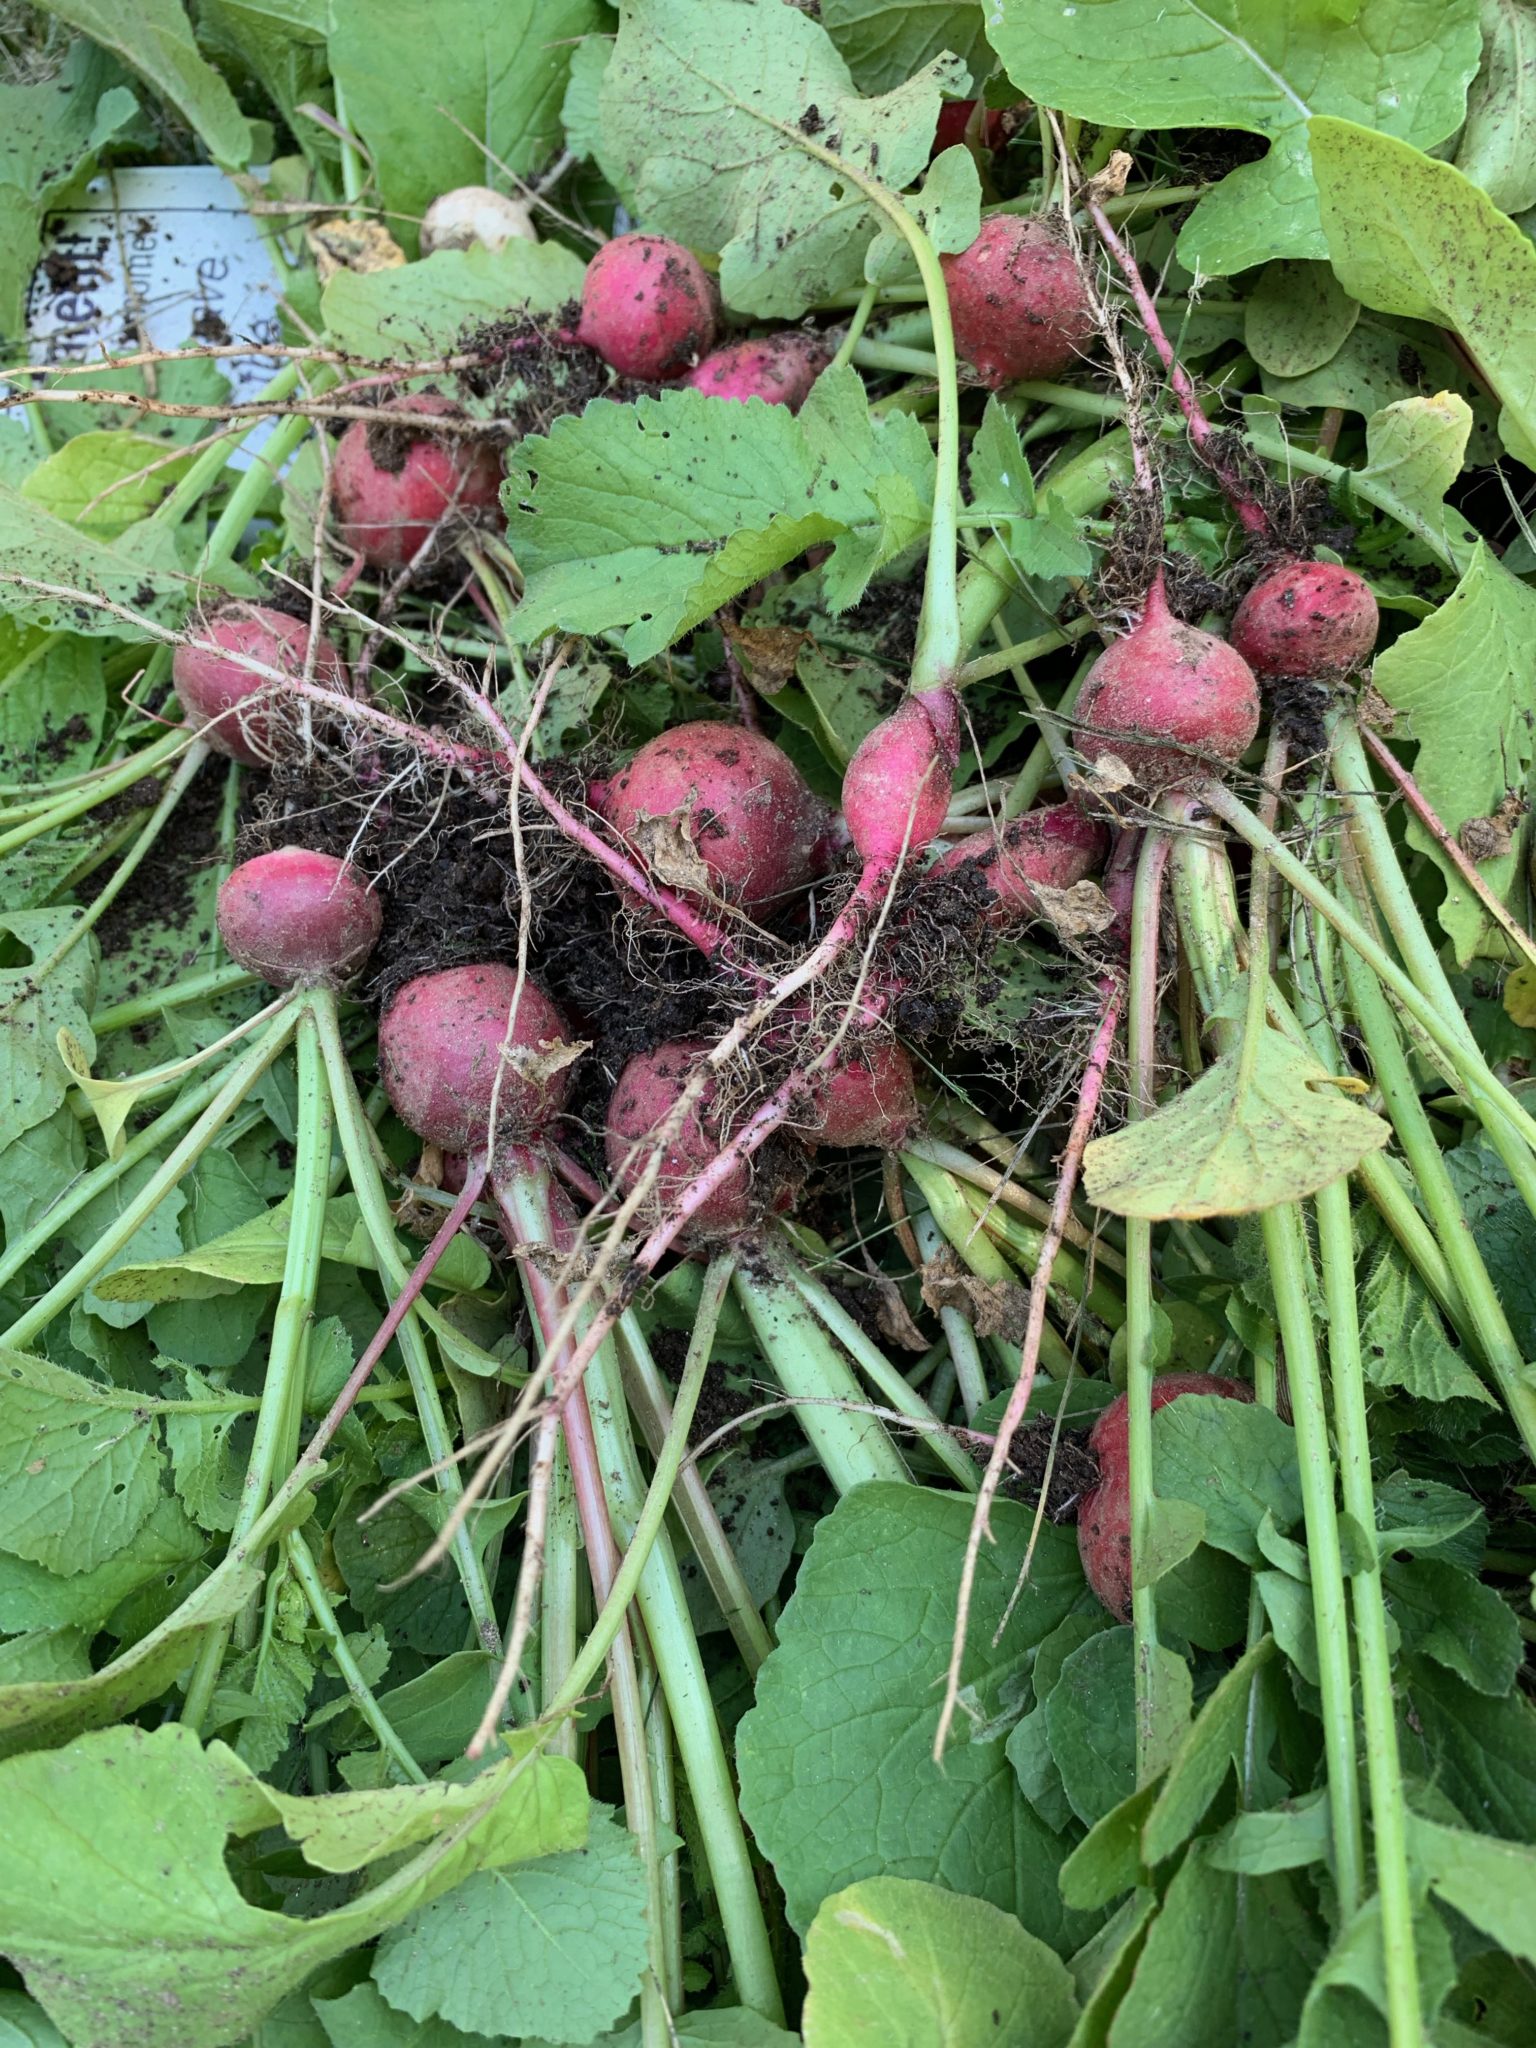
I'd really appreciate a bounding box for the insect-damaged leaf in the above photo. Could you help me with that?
[1083,1029,1390,1219]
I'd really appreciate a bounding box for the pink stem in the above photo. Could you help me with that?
[550,1144,605,1205]
[1086,200,1271,540]
[301,1153,489,1469]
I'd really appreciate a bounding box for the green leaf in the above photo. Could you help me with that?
[1401,1658,1536,1842]
[0,632,106,794]
[865,144,981,281]
[1083,1027,1390,1219]
[1374,1471,1485,1568]
[506,372,934,662]
[1244,261,1360,377]
[802,1875,1079,2047]
[1294,1890,1456,2046]
[1057,1781,1157,1912]
[1257,309,1491,447]
[597,0,968,317]
[313,1983,504,2048]
[1383,1555,1523,1694]
[0,1630,92,1685]
[0,42,137,349]
[736,1484,1092,1948]
[1310,117,1536,468]
[1208,1791,1332,1875]
[989,0,1482,275]
[965,397,1093,579]
[822,0,993,96]
[371,1806,649,2044]
[1358,1229,1498,1407]
[1445,1133,1536,1361]
[31,0,253,165]
[0,1493,203,1635]
[1152,1396,1302,1567]
[1409,1815,1536,1968]
[1104,1841,1241,2048]
[1453,0,1536,215]
[1369,543,1536,961]
[0,1722,587,2048]
[39,352,235,449]
[0,1380,164,1576]
[0,479,190,636]
[0,1993,69,2047]
[320,240,588,360]
[0,910,96,1140]
[1045,1628,1139,1827]
[1141,1638,1276,1865]
[327,0,601,248]
[1359,392,1475,537]
[21,433,197,539]
[333,1492,471,1657]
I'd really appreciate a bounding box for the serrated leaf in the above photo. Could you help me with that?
[1141,1637,1276,1865]
[320,240,587,359]
[1409,1815,1536,1968]
[1083,1027,1389,1219]
[989,0,1482,275]
[864,144,981,281]
[0,1493,204,1636]
[1360,390,1474,537]
[1310,116,1536,468]
[371,1806,649,2044]
[1153,1397,1303,1567]
[737,1484,1094,1950]
[0,480,190,636]
[1370,542,1536,961]
[1358,1233,1498,1407]
[21,434,196,540]
[1384,1554,1523,1694]
[598,0,968,316]
[802,1876,1078,2048]
[966,396,1093,579]
[0,1383,164,1577]
[506,371,933,660]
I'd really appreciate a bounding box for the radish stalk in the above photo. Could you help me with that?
[910,1209,989,1420]
[286,1527,427,1784]
[539,1437,580,1764]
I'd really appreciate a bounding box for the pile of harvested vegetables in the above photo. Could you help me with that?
[1,3,1534,2044]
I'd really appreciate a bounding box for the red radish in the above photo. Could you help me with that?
[684,336,824,411]
[1075,581,1261,792]
[379,964,573,1153]
[173,605,346,766]
[934,802,1108,926]
[1230,559,1379,680]
[808,1037,918,1149]
[217,847,381,987]
[931,99,1016,156]
[942,215,1096,388]
[601,722,827,913]
[577,233,717,381]
[605,1039,758,1240]
[332,394,504,570]
[1078,1372,1253,1618]
[842,688,961,869]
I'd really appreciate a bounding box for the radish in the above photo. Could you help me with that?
[808,1036,918,1149]
[577,233,717,382]
[1078,1373,1253,1618]
[217,847,381,988]
[841,688,961,869]
[1230,559,1379,680]
[379,964,573,1153]
[934,802,1109,926]
[605,1039,760,1240]
[420,185,536,256]
[1075,580,1261,792]
[601,722,827,914]
[332,394,505,571]
[684,336,824,411]
[173,605,346,766]
[941,216,1096,389]
[931,100,1015,157]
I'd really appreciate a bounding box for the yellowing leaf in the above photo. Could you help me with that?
[1083,1030,1390,1219]
[1504,963,1536,1028]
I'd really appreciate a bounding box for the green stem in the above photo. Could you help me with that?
[152,361,305,531]
[902,1152,1075,1375]
[182,1008,332,1730]
[828,282,880,371]
[92,961,261,1034]
[849,338,941,378]
[1313,1176,1425,2045]
[0,724,188,862]
[733,1248,911,1493]
[0,1007,297,1348]
[286,1527,427,1784]
[1242,426,1476,574]
[539,1437,580,1763]
[956,612,1098,687]
[911,1210,989,1421]
[310,990,502,1655]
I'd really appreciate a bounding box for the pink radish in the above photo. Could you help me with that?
[601,722,828,914]
[931,100,1016,157]
[1230,559,1379,680]
[1075,581,1261,792]
[934,802,1109,926]
[942,216,1096,389]
[684,336,824,411]
[577,233,717,381]
[379,964,573,1153]
[333,394,504,570]
[808,1036,919,1149]
[1078,1373,1253,1618]
[217,847,381,988]
[842,688,961,869]
[605,1039,762,1240]
[173,605,346,766]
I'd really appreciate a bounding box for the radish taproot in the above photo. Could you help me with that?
[605,1039,760,1240]
[1078,1372,1253,1618]
[935,802,1109,926]
[420,185,536,256]
[217,848,381,988]
[601,721,827,913]
[808,1036,919,1149]
[842,688,961,869]
[1230,559,1379,679]
[684,336,824,410]
[379,964,573,1152]
[942,216,1096,389]
[1075,580,1261,792]
[173,605,346,766]
[333,394,504,570]
[577,232,717,381]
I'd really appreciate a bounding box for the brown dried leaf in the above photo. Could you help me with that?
[868,1277,930,1353]
[308,217,407,282]
[1458,791,1527,863]
[723,620,809,696]
[921,1246,1030,1342]
[1033,879,1116,939]
[630,811,714,896]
